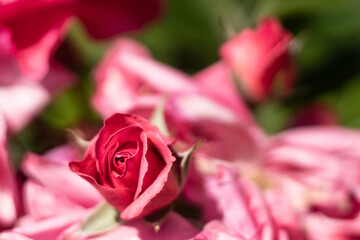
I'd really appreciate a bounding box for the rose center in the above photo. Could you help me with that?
[111,154,128,177]
[115,156,125,165]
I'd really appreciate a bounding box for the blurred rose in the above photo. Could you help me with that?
[305,212,360,240]
[195,165,304,240]
[70,113,180,220]
[220,18,295,101]
[263,127,360,219]
[93,39,265,162]
[0,112,19,230]
[0,28,76,132]
[0,0,162,81]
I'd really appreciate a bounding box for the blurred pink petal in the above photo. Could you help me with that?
[200,165,303,240]
[166,93,264,161]
[0,231,33,240]
[0,81,49,132]
[305,213,360,240]
[193,61,253,123]
[91,213,199,240]
[3,145,103,239]
[2,213,86,240]
[264,126,360,217]
[23,180,87,221]
[193,221,241,240]
[0,113,19,229]
[0,28,76,132]
[165,60,265,162]
[92,38,195,118]
[220,18,295,101]
[0,64,76,132]
[22,145,102,209]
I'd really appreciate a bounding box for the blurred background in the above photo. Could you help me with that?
[11,0,360,166]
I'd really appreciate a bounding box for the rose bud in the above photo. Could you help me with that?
[220,18,295,101]
[69,113,180,220]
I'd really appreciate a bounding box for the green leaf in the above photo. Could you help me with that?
[68,202,120,238]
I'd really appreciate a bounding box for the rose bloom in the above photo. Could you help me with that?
[1,145,199,240]
[220,18,295,101]
[70,113,180,220]
[0,0,162,81]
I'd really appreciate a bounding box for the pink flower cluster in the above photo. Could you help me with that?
[0,2,358,239]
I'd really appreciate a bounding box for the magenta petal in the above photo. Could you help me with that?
[121,163,176,220]
[0,1,71,80]
[73,0,162,39]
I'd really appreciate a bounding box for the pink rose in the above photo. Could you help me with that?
[220,18,295,101]
[69,113,180,220]
[263,126,360,218]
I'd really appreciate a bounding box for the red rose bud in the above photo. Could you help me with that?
[69,113,180,220]
[220,18,295,101]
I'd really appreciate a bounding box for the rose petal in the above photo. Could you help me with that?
[22,146,101,208]
[23,180,85,220]
[0,1,71,80]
